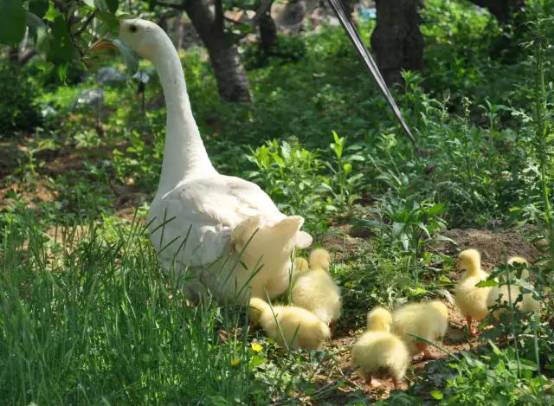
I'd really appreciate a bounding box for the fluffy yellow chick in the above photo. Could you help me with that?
[290,257,309,284]
[392,301,448,359]
[293,257,310,273]
[351,307,410,388]
[309,248,331,271]
[291,248,342,327]
[487,256,540,316]
[454,249,490,336]
[248,297,330,350]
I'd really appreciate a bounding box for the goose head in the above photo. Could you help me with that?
[457,248,482,277]
[91,18,172,63]
[118,18,168,61]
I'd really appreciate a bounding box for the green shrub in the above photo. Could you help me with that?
[246,138,330,231]
[442,345,550,405]
[0,62,41,136]
[243,34,307,70]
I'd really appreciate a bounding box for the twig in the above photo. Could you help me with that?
[153,0,186,10]
[73,11,96,37]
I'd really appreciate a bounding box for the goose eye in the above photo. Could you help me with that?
[129,25,138,33]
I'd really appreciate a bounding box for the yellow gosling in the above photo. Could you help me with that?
[454,249,490,336]
[392,301,448,359]
[291,249,341,328]
[351,307,410,388]
[248,297,330,350]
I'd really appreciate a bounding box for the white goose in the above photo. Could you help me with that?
[96,19,312,303]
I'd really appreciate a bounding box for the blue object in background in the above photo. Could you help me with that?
[358,7,376,22]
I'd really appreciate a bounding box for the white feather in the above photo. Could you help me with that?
[116,19,312,303]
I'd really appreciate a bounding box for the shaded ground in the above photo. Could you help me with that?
[440,228,540,269]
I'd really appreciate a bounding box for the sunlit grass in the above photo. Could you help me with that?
[0,217,260,403]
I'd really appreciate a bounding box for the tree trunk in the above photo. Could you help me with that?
[467,0,524,23]
[371,0,424,86]
[341,0,355,17]
[183,0,251,102]
[259,9,277,53]
[173,16,185,51]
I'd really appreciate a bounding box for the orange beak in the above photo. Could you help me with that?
[89,39,117,53]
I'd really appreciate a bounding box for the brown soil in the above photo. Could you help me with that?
[0,178,59,209]
[0,139,25,179]
[298,224,543,403]
[308,299,480,403]
[436,228,540,270]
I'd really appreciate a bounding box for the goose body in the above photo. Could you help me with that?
[115,19,312,302]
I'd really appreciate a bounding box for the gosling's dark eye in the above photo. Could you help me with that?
[129,25,138,33]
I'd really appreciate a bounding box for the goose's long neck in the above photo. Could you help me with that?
[154,38,215,197]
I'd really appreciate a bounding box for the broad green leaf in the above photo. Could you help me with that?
[427,203,446,216]
[476,279,498,288]
[106,0,119,13]
[488,340,502,355]
[391,222,404,237]
[400,233,409,251]
[96,10,119,34]
[417,222,431,239]
[433,234,457,245]
[249,354,265,368]
[0,0,26,45]
[44,3,59,21]
[47,15,74,64]
[94,0,109,11]
[26,11,46,30]
[29,0,48,17]
[430,390,444,400]
[95,0,119,14]
[409,287,428,297]
[113,38,138,73]
[342,162,352,175]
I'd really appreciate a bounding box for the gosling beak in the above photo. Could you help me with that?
[89,39,117,53]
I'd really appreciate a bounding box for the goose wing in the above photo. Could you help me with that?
[148,174,310,267]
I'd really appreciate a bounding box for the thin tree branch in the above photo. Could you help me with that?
[73,11,96,37]
[153,0,186,10]
[251,0,274,25]
[18,49,37,65]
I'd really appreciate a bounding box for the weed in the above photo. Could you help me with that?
[0,217,263,403]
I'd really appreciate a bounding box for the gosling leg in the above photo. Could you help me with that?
[465,316,477,336]
[365,374,372,387]
[329,320,336,337]
[415,342,436,360]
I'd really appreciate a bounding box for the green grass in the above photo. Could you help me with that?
[0,217,261,403]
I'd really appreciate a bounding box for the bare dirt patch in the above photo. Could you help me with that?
[435,228,540,270]
[315,299,480,403]
[0,178,59,210]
